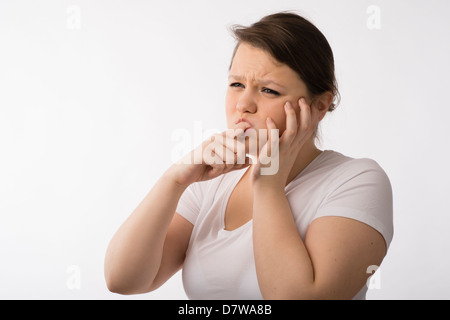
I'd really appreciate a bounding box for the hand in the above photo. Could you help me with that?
[251,98,321,189]
[167,129,251,188]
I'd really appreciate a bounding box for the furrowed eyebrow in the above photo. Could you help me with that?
[228,74,286,89]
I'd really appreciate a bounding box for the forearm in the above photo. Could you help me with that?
[104,169,188,294]
[252,183,315,299]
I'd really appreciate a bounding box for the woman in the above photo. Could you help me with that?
[104,12,393,300]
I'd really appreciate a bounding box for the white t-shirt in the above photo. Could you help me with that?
[176,150,393,300]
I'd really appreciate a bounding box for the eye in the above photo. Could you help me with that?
[261,88,280,96]
[229,82,244,88]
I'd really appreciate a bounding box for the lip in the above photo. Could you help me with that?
[235,118,253,131]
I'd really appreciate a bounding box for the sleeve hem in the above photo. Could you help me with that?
[314,206,393,250]
[176,210,197,225]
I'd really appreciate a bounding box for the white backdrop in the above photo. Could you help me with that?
[1,0,449,300]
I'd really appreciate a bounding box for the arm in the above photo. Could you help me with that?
[105,130,249,294]
[104,171,191,294]
[252,183,386,299]
[251,98,387,299]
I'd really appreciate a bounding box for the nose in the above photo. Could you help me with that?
[236,89,257,114]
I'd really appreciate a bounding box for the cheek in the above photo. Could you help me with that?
[264,104,288,133]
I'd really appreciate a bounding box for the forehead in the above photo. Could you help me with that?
[230,43,300,83]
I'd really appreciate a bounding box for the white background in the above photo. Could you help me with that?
[1,0,449,299]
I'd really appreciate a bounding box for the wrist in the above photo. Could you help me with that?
[163,165,192,191]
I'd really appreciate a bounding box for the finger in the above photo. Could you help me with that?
[298,98,312,132]
[265,116,278,155]
[203,134,226,166]
[223,129,246,156]
[283,101,297,142]
[203,148,229,177]
[220,134,247,168]
[202,141,220,166]
[225,128,244,138]
[223,135,246,167]
[202,131,247,178]
[223,155,251,173]
[214,140,237,166]
[224,141,240,166]
[223,131,245,152]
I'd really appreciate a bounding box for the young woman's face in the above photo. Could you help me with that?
[225,43,310,152]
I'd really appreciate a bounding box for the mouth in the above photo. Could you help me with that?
[235,118,253,132]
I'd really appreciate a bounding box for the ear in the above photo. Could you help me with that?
[312,92,334,121]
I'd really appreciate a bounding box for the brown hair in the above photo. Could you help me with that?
[230,12,340,112]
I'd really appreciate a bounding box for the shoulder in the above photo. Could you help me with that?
[315,150,391,187]
[315,150,393,210]
[313,151,394,248]
[293,150,392,196]
[317,150,385,170]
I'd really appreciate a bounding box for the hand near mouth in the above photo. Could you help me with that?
[235,118,253,132]
[250,98,320,189]
[169,128,252,187]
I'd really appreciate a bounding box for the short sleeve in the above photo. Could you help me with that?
[176,181,204,225]
[314,159,394,249]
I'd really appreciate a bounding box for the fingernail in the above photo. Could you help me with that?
[285,102,292,110]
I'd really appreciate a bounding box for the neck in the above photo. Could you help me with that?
[243,139,322,187]
[286,140,322,186]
